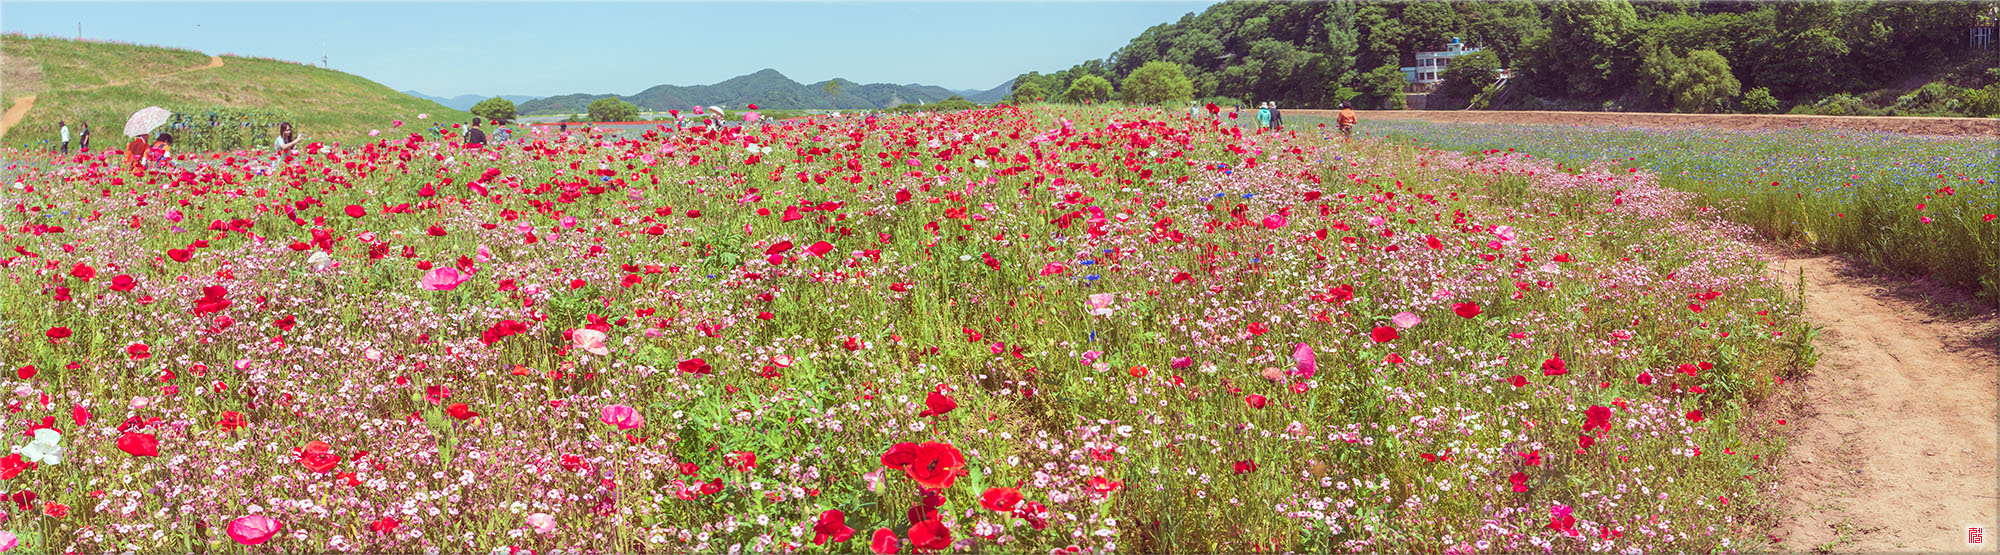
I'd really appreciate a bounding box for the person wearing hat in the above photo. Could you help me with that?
[1269,102,1283,131]
[1256,102,1272,129]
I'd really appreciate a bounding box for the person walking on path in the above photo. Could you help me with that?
[59,121,70,156]
[1337,102,1358,139]
[78,123,90,153]
[464,118,487,147]
[1256,103,1272,129]
[1269,103,1284,131]
[273,122,301,153]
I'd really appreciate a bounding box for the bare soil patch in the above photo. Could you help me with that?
[1763,254,1999,552]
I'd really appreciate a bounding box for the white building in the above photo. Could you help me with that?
[1401,38,1481,85]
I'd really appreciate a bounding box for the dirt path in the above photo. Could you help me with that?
[0,55,224,139]
[1285,109,1999,137]
[1766,255,1999,552]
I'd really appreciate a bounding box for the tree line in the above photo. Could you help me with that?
[1006,0,2000,116]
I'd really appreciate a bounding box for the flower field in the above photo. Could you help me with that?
[1,105,1814,553]
[1355,120,2000,305]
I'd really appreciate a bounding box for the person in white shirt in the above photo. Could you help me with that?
[59,121,70,155]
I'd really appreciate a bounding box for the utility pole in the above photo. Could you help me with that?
[77,22,81,40]
[321,39,328,68]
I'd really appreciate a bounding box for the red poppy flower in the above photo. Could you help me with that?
[0,454,34,479]
[192,285,231,314]
[126,343,151,360]
[447,403,479,420]
[344,205,367,218]
[1509,471,1528,492]
[1366,325,1397,343]
[1244,394,1268,409]
[1583,405,1612,431]
[371,517,401,533]
[1452,302,1482,318]
[298,441,341,473]
[116,432,159,457]
[1636,372,1655,385]
[166,248,192,262]
[812,509,854,545]
[1233,460,1258,474]
[880,442,965,490]
[69,263,96,282]
[1508,375,1527,388]
[110,274,137,291]
[870,528,899,554]
[917,390,956,417]
[979,487,1023,513]
[907,518,952,551]
[45,327,71,340]
[218,411,247,431]
[1686,409,1705,422]
[807,241,834,257]
[677,358,713,375]
[1541,355,1567,376]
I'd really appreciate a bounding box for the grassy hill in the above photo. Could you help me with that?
[2,35,468,150]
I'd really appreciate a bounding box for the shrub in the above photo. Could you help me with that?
[586,98,640,122]
[1063,75,1114,104]
[1740,87,1779,114]
[1120,61,1195,105]
[1961,83,2000,117]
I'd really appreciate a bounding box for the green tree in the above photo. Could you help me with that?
[1635,42,1683,110]
[1362,62,1409,109]
[1438,50,1502,107]
[1740,87,1779,114]
[1467,1,1544,67]
[470,97,517,124]
[1668,49,1740,113]
[1323,0,1362,93]
[1121,61,1195,105]
[823,80,842,106]
[586,98,640,122]
[1534,0,1641,98]
[1007,77,1049,104]
[1063,74,1115,103]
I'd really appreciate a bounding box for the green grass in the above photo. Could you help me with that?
[1328,118,2000,305]
[3,35,468,150]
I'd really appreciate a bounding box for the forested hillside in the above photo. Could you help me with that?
[1007,0,1999,115]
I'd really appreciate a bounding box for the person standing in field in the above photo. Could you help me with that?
[1269,102,1284,131]
[59,121,70,156]
[1256,102,1272,129]
[1337,101,1358,139]
[78,123,91,153]
[464,118,487,147]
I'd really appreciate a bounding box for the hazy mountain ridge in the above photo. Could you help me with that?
[516,69,1013,114]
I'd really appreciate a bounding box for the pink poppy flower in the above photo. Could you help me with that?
[572,329,609,356]
[601,404,644,430]
[419,267,468,291]
[227,514,283,545]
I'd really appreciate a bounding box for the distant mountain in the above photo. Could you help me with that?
[401,91,543,111]
[964,79,1014,104]
[518,69,1016,115]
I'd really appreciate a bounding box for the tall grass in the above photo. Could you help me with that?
[1341,119,1999,305]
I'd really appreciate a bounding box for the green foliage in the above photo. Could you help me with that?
[1962,83,2000,117]
[470,97,517,124]
[586,98,640,122]
[1670,49,1740,113]
[1740,87,1779,114]
[1438,50,1501,106]
[1362,63,1408,110]
[1892,82,1968,114]
[883,96,980,113]
[1120,61,1195,105]
[1006,73,1053,104]
[1062,74,1114,103]
[1534,0,1641,99]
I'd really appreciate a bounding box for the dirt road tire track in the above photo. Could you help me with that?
[1766,255,1999,552]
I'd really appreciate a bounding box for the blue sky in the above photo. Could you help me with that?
[2,1,1216,97]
